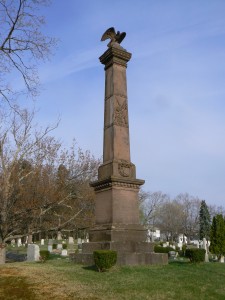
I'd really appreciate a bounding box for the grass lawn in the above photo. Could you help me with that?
[0,259,225,300]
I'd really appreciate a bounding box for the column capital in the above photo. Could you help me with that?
[99,44,132,69]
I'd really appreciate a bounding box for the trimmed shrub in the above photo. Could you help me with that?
[185,248,206,263]
[52,243,57,250]
[62,244,67,249]
[40,250,50,262]
[178,244,187,257]
[154,245,175,254]
[93,250,117,272]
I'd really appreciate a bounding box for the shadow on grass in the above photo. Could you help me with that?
[0,276,36,300]
[82,265,98,272]
[168,259,190,265]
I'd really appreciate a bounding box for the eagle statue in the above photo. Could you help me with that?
[101,27,126,47]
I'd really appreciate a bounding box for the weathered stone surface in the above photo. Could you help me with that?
[0,244,6,264]
[89,224,147,243]
[70,252,168,266]
[27,244,40,262]
[81,241,154,254]
[74,32,167,266]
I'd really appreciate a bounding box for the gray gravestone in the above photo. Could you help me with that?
[57,231,62,240]
[68,237,74,244]
[27,244,40,262]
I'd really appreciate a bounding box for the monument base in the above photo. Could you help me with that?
[89,223,147,242]
[70,237,168,266]
[70,241,168,266]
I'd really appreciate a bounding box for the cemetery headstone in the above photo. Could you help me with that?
[48,245,53,253]
[41,239,45,245]
[17,238,22,247]
[219,255,224,263]
[57,244,63,250]
[27,244,40,262]
[57,231,62,240]
[203,238,209,262]
[61,249,68,256]
[0,244,6,264]
[48,239,53,245]
[68,237,74,244]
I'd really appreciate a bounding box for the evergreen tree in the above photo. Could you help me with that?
[210,214,225,257]
[199,200,211,240]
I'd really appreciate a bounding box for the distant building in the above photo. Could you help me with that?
[147,227,160,242]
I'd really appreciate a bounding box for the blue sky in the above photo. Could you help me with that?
[30,1,225,206]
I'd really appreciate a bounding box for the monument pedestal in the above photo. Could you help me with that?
[70,33,167,266]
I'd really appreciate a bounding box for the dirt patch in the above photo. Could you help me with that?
[0,262,98,300]
[0,273,36,300]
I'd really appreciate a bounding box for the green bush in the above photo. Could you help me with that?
[39,250,50,262]
[178,244,187,257]
[154,245,175,254]
[52,243,57,250]
[185,248,206,263]
[62,244,67,249]
[93,250,117,272]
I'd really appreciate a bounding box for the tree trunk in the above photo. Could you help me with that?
[0,243,6,264]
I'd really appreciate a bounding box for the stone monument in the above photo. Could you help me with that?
[71,27,167,265]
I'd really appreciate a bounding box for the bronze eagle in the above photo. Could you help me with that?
[101,27,126,47]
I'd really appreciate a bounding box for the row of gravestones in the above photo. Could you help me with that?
[163,238,225,263]
[26,237,89,262]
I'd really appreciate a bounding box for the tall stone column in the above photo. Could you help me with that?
[71,29,168,265]
[89,43,145,242]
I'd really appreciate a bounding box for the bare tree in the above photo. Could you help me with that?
[0,107,59,263]
[157,200,184,242]
[0,0,56,105]
[208,204,225,220]
[139,190,169,227]
[0,108,100,263]
[175,193,201,242]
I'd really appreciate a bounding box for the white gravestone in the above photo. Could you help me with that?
[17,238,22,247]
[57,244,63,250]
[48,239,53,245]
[27,244,40,262]
[41,239,45,245]
[61,249,68,256]
[219,255,224,263]
[68,237,74,244]
[203,238,209,262]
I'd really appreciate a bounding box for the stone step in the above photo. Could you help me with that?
[81,241,154,254]
[70,252,168,266]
